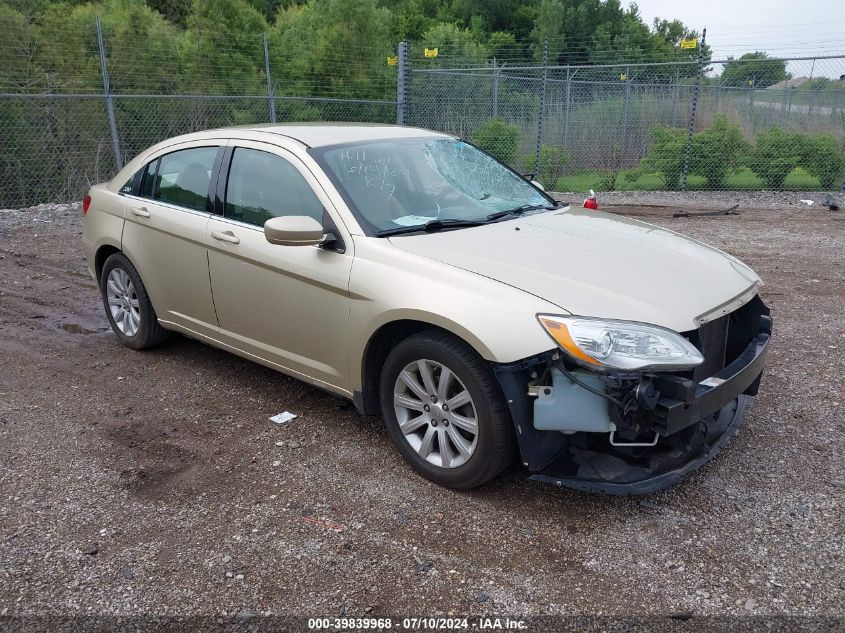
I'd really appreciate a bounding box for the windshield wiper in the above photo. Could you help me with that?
[485,203,560,222]
[376,203,564,237]
[376,218,487,237]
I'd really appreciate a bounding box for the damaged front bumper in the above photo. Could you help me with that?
[493,309,772,495]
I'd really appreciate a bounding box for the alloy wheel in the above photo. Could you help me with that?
[393,359,479,468]
[106,268,141,337]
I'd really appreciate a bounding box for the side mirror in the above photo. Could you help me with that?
[531,180,545,191]
[264,215,325,246]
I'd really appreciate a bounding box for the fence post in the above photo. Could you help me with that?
[534,38,548,175]
[263,33,276,123]
[681,28,706,192]
[671,69,680,126]
[491,57,498,118]
[396,41,410,125]
[562,66,572,157]
[619,65,631,171]
[781,86,789,122]
[807,58,816,116]
[95,16,122,171]
[715,80,722,113]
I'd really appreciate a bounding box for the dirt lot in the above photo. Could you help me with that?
[1,201,844,624]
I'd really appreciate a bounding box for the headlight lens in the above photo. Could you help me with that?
[538,315,704,371]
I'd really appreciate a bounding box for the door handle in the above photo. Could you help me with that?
[210,229,240,245]
[130,206,151,218]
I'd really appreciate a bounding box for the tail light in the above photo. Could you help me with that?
[82,194,91,215]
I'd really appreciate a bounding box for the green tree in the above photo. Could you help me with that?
[652,18,711,65]
[146,0,192,27]
[1,0,49,20]
[720,52,789,88]
[449,0,537,39]
[182,0,268,95]
[0,2,38,91]
[420,22,487,62]
[487,30,519,61]
[529,0,707,69]
[270,0,394,104]
[390,0,434,40]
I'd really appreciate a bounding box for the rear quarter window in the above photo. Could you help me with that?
[119,169,142,195]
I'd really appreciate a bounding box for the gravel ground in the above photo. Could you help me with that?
[1,199,844,625]
[552,189,843,211]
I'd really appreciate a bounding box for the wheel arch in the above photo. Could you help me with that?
[94,246,165,319]
[94,243,122,282]
[356,316,494,416]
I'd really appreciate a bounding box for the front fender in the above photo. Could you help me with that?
[347,238,562,391]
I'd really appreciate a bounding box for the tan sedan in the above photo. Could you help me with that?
[82,124,772,494]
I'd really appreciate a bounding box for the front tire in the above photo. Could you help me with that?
[100,252,169,350]
[379,330,515,489]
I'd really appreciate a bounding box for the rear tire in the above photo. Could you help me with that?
[100,252,169,350]
[379,330,515,489]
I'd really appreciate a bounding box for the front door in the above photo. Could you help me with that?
[205,142,354,393]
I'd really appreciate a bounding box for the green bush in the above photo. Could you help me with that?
[749,128,804,189]
[640,116,750,190]
[524,144,569,189]
[471,117,520,166]
[640,125,686,189]
[693,115,750,188]
[800,134,845,189]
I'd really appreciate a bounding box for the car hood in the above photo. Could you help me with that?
[388,208,761,333]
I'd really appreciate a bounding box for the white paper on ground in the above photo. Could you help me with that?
[269,411,297,425]
[799,199,814,205]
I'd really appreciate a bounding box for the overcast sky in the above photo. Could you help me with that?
[630,0,845,77]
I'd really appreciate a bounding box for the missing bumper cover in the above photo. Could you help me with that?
[492,305,772,495]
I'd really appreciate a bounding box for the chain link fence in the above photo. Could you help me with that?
[407,52,845,193]
[0,17,397,208]
[2,17,845,208]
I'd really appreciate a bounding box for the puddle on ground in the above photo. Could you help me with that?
[66,270,98,290]
[61,323,98,335]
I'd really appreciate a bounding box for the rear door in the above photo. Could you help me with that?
[121,142,223,338]
[205,141,354,393]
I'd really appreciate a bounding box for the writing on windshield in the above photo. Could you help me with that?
[312,138,550,235]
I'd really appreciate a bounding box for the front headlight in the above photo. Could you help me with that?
[538,315,704,372]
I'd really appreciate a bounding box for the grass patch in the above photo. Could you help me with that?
[555,167,823,192]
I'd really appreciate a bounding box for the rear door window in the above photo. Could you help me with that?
[150,147,219,212]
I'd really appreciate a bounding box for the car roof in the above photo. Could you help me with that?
[209,123,452,148]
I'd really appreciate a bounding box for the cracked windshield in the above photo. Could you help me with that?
[313,138,551,234]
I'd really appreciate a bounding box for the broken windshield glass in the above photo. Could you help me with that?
[311,137,551,236]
